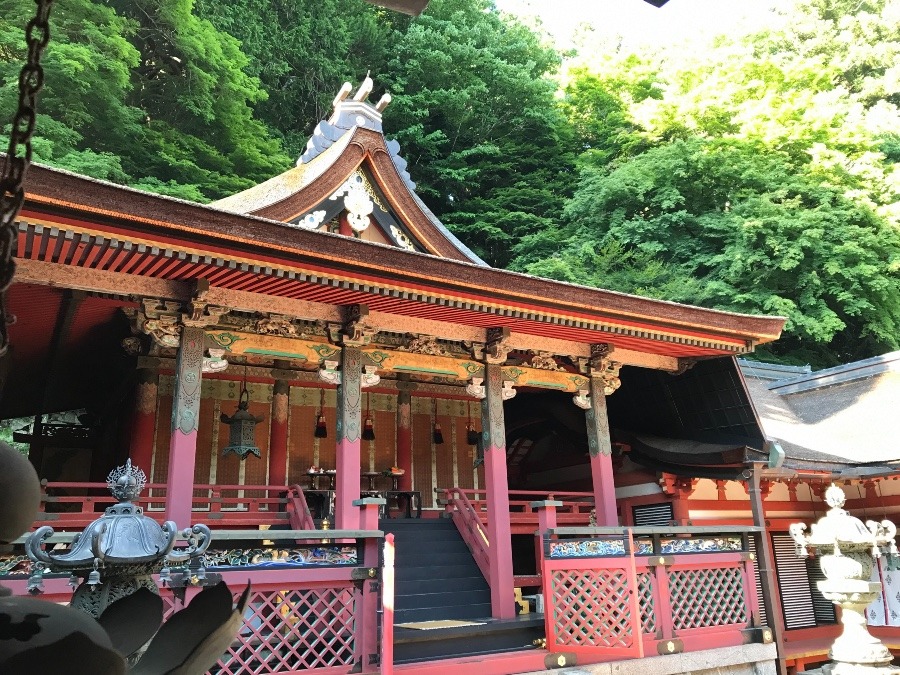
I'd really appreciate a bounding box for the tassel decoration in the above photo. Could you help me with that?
[314,389,328,438]
[362,393,376,441]
[432,398,444,444]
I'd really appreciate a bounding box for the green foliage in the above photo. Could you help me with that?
[3,0,899,368]
[377,0,575,266]
[541,137,900,366]
[0,0,289,200]
[193,0,392,157]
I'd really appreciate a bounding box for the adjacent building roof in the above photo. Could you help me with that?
[739,353,900,473]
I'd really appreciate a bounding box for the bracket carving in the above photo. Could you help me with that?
[573,389,591,410]
[126,291,230,349]
[589,343,622,396]
[338,305,377,347]
[529,351,562,371]
[398,334,447,356]
[361,365,380,388]
[501,380,517,401]
[202,348,229,373]
[183,282,229,328]
[319,360,341,385]
[660,474,697,497]
[484,327,512,365]
[466,377,486,399]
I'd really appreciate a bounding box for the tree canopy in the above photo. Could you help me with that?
[1,0,898,367]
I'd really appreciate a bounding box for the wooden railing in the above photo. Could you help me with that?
[285,483,316,531]
[441,487,491,583]
[540,525,769,661]
[36,481,292,528]
[438,487,594,527]
[4,528,385,674]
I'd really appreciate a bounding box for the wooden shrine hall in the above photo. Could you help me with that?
[2,79,792,675]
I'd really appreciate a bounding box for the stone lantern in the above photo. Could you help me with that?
[26,460,211,617]
[790,484,899,675]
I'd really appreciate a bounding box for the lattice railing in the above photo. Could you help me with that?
[4,527,384,675]
[540,525,761,660]
[668,565,747,630]
[550,568,635,649]
[637,571,656,635]
[213,585,357,674]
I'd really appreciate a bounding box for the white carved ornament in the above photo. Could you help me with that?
[361,365,380,388]
[330,172,380,233]
[501,380,517,401]
[319,360,341,385]
[466,377,486,399]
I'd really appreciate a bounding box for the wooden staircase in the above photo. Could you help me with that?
[380,517,543,663]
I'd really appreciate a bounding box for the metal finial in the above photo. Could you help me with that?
[106,459,147,502]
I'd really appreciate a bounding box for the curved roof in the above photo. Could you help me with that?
[210,78,486,266]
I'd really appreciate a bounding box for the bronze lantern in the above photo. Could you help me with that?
[220,386,264,459]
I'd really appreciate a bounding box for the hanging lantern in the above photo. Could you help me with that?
[432,399,444,445]
[362,393,376,441]
[314,389,328,438]
[220,380,264,460]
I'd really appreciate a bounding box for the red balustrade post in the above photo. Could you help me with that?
[355,497,385,673]
[381,533,395,675]
[482,362,515,619]
[129,363,159,474]
[268,372,290,486]
[165,325,204,528]
[532,500,561,578]
[652,556,675,640]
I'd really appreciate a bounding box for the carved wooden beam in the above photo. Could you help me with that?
[16,259,681,372]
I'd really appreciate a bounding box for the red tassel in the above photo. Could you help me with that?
[314,414,328,438]
[362,417,376,441]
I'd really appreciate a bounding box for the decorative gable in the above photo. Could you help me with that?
[211,78,484,265]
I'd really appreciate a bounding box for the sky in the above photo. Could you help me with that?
[493,0,783,49]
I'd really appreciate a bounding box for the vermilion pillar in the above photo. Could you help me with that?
[130,365,159,474]
[335,345,362,529]
[482,363,515,619]
[395,380,414,490]
[268,375,290,486]
[586,375,618,526]
[165,325,204,527]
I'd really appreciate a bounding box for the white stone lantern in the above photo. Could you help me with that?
[790,484,899,675]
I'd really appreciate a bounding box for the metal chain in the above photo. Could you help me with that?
[0,0,54,356]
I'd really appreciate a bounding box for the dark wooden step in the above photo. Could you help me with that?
[396,575,487,594]
[395,588,490,611]
[396,564,483,581]
[392,615,544,664]
[394,602,493,623]
[395,550,477,567]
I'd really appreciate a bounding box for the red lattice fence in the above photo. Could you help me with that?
[542,531,760,660]
[214,584,357,674]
